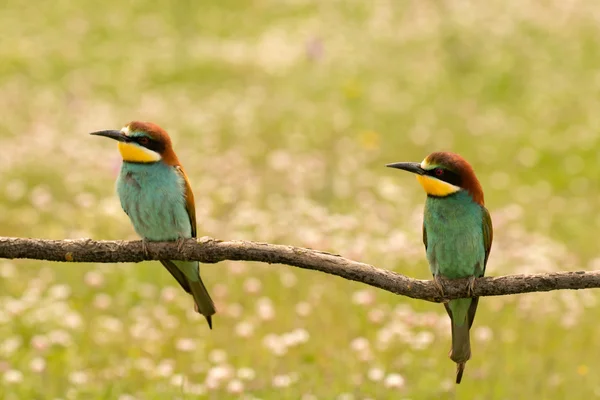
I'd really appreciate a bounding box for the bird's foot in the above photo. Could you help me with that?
[433,275,447,301]
[467,275,477,297]
[176,237,186,253]
[141,239,150,257]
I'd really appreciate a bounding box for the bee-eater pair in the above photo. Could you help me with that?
[90,121,216,329]
[91,121,492,384]
[387,152,493,384]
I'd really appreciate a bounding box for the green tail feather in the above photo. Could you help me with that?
[189,278,217,329]
[445,298,476,384]
[450,320,471,384]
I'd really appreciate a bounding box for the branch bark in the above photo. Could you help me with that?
[0,236,596,302]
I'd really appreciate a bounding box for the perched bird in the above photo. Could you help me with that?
[386,152,493,384]
[91,121,216,328]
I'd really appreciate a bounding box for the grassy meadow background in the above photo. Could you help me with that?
[1,0,600,398]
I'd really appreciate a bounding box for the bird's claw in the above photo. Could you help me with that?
[433,275,447,302]
[467,276,476,297]
[176,237,186,252]
[141,239,150,257]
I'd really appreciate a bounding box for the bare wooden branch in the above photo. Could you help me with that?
[0,236,597,302]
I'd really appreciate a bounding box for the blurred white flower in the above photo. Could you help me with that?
[384,373,405,389]
[63,312,83,329]
[410,331,434,350]
[209,349,228,364]
[280,271,297,287]
[48,284,71,300]
[186,383,206,395]
[3,369,23,384]
[440,378,454,391]
[0,336,22,356]
[84,270,104,288]
[262,334,287,356]
[352,290,374,306]
[256,297,275,320]
[295,302,311,317]
[350,337,370,352]
[93,293,112,310]
[228,262,247,275]
[212,283,228,298]
[176,338,197,352]
[227,378,244,394]
[244,277,262,294]
[48,330,73,346]
[561,313,578,328]
[0,262,16,278]
[69,371,89,385]
[117,395,137,400]
[206,365,233,386]
[5,299,26,315]
[155,360,174,377]
[117,394,137,400]
[30,357,46,373]
[160,287,178,302]
[368,308,386,323]
[282,329,309,346]
[170,374,185,386]
[100,316,122,334]
[30,185,53,210]
[268,150,292,171]
[30,335,49,351]
[272,374,292,388]
[367,367,384,381]
[474,326,493,342]
[5,179,26,201]
[235,321,255,338]
[237,367,256,381]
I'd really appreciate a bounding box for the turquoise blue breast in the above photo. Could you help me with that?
[423,190,485,279]
[116,161,192,241]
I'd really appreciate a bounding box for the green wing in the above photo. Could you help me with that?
[466,206,493,330]
[481,206,493,274]
[422,223,428,250]
[158,166,197,295]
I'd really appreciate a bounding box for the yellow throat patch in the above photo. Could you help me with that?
[118,141,161,163]
[416,174,460,197]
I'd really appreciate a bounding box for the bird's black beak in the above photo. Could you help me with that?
[385,162,425,175]
[89,130,130,142]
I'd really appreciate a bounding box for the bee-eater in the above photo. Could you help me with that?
[90,121,216,328]
[386,152,493,384]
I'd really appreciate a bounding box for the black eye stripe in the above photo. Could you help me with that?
[133,136,149,144]
[133,136,164,153]
[426,168,462,186]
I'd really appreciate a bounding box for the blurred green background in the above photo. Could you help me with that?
[1,0,600,398]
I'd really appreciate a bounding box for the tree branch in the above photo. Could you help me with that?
[0,236,596,302]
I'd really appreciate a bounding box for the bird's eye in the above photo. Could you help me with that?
[138,137,149,145]
[434,168,444,177]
